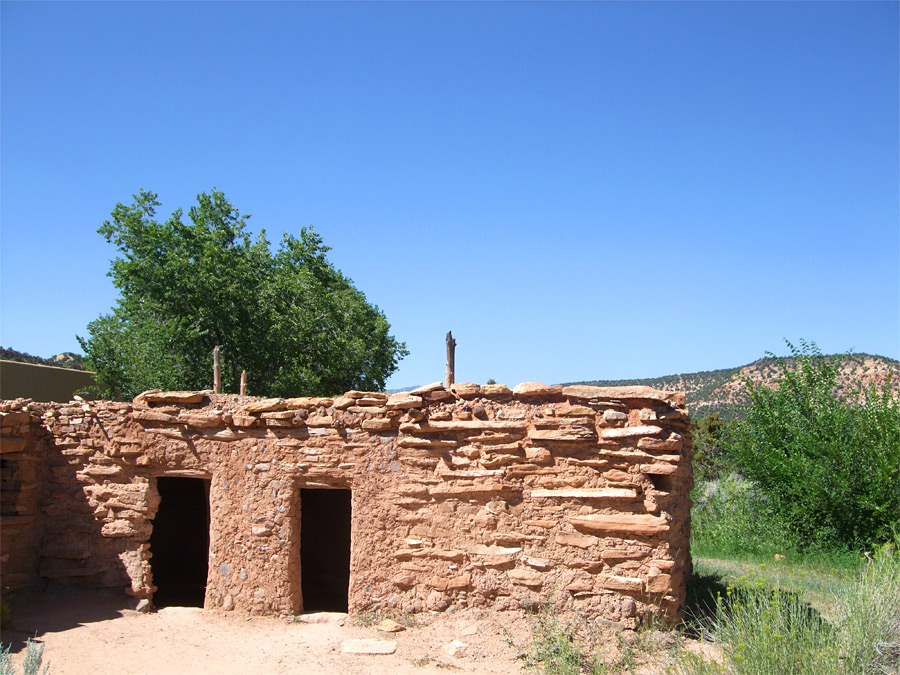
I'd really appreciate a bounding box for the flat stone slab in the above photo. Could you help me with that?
[340,638,398,655]
[294,611,347,624]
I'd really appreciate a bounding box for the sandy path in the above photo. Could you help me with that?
[1,587,531,675]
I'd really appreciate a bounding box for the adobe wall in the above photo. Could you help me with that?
[0,381,692,626]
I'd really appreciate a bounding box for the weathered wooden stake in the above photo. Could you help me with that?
[240,370,247,396]
[213,346,222,394]
[445,331,456,387]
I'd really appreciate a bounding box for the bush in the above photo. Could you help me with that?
[727,340,900,550]
[692,414,737,483]
[691,474,796,558]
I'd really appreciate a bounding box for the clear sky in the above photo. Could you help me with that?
[2,1,898,390]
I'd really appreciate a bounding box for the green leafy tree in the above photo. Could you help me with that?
[728,340,900,550]
[691,413,735,482]
[79,189,407,399]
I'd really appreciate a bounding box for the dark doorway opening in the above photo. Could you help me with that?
[150,476,210,608]
[301,488,351,612]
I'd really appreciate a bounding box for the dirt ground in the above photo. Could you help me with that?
[1,587,712,674]
[1,586,533,675]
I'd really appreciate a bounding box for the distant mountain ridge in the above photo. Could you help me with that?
[564,353,899,420]
[1,347,86,370]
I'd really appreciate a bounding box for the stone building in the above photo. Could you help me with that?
[0,382,691,626]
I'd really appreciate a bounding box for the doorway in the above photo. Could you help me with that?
[149,476,210,608]
[300,488,351,612]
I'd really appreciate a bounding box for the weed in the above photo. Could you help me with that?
[672,542,900,674]
[526,603,586,675]
[0,639,50,675]
[351,609,379,627]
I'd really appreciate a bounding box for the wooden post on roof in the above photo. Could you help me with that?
[213,346,222,394]
[240,370,247,396]
[445,331,456,387]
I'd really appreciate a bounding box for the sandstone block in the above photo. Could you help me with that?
[513,382,564,398]
[1,411,31,427]
[522,556,552,569]
[451,382,481,398]
[646,573,672,594]
[376,619,406,633]
[507,568,543,587]
[0,437,26,453]
[409,382,445,394]
[101,520,151,538]
[530,488,638,500]
[640,463,683,475]
[401,420,527,434]
[242,398,285,413]
[425,390,455,403]
[602,410,627,424]
[283,397,333,409]
[230,414,258,427]
[600,425,666,439]
[637,437,684,451]
[524,447,553,464]
[599,575,643,592]
[469,544,521,556]
[563,385,685,407]
[429,573,471,591]
[385,393,424,410]
[481,384,512,396]
[260,410,295,420]
[522,519,557,529]
[429,482,505,498]
[132,410,179,424]
[344,391,387,403]
[357,396,389,406]
[347,406,387,414]
[528,427,596,442]
[392,573,416,589]
[177,412,224,428]
[556,533,599,549]
[202,429,248,441]
[141,391,207,404]
[600,547,651,562]
[79,464,125,479]
[556,406,595,417]
[396,437,457,449]
[566,577,594,593]
[362,418,394,431]
[568,513,669,535]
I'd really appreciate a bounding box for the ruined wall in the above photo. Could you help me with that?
[0,382,692,626]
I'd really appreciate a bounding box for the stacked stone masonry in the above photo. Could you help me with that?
[0,381,692,626]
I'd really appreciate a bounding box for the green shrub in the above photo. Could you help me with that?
[728,340,900,550]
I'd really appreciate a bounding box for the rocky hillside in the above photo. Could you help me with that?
[1,347,86,370]
[565,353,899,421]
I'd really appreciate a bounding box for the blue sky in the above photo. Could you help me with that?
[2,1,898,390]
